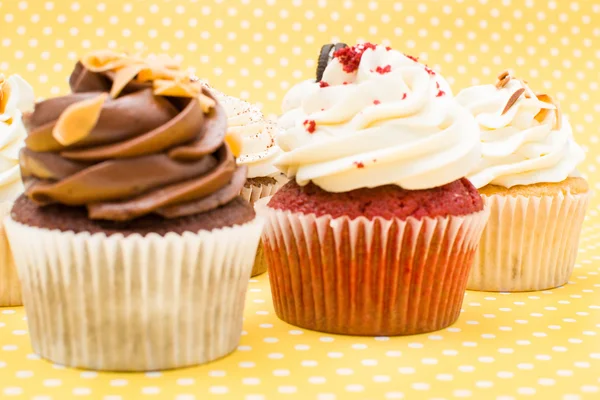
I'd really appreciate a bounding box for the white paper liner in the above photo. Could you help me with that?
[468,191,590,292]
[4,216,264,371]
[256,199,490,335]
[0,201,21,307]
[241,178,287,276]
[240,178,287,205]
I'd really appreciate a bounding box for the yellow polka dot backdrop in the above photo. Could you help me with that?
[1,0,600,399]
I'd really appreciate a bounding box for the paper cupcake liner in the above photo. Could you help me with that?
[241,179,287,276]
[4,216,264,371]
[468,191,590,292]
[257,201,490,336]
[251,241,268,277]
[240,179,286,205]
[0,201,21,307]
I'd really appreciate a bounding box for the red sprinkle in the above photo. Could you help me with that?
[343,81,349,85]
[386,46,392,51]
[404,53,419,62]
[425,66,436,76]
[319,81,330,88]
[333,42,378,73]
[321,108,325,111]
[303,119,316,133]
[402,93,407,100]
[354,161,365,169]
[436,81,440,89]
[436,90,446,97]
[373,100,381,105]
[375,65,392,74]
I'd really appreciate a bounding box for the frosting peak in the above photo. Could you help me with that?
[216,93,283,179]
[21,51,245,221]
[456,72,585,189]
[0,74,34,201]
[277,43,480,192]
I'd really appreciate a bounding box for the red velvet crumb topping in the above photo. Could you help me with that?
[402,93,407,100]
[425,66,436,76]
[404,53,419,62]
[373,100,381,105]
[333,42,378,73]
[375,65,392,74]
[303,119,316,133]
[319,81,329,88]
[354,161,365,168]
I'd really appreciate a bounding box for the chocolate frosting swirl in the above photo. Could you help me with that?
[21,61,246,221]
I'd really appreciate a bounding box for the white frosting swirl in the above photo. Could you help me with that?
[276,44,480,192]
[210,91,283,179]
[455,79,585,189]
[0,74,34,201]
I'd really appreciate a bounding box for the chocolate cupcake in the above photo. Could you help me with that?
[5,50,264,371]
[258,43,490,336]
[0,73,34,307]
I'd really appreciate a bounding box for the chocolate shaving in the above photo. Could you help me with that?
[501,88,525,115]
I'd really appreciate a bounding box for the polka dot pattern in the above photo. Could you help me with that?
[1,0,600,399]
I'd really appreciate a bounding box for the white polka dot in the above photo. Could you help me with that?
[398,367,416,374]
[73,387,92,395]
[3,387,23,396]
[517,387,536,395]
[273,370,290,377]
[309,376,326,384]
[209,386,229,395]
[242,378,260,385]
[278,386,297,393]
[43,379,62,387]
[141,387,160,395]
[411,383,430,391]
[177,378,195,386]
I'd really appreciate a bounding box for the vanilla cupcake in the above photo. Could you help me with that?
[0,74,34,306]
[457,71,589,292]
[209,90,287,276]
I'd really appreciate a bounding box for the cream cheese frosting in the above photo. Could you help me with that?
[456,75,585,189]
[212,91,283,179]
[276,43,480,192]
[0,74,34,201]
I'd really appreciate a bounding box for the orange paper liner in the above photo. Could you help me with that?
[468,191,590,292]
[4,216,264,371]
[257,201,489,336]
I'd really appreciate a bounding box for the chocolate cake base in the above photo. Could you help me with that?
[11,195,256,237]
[244,176,279,188]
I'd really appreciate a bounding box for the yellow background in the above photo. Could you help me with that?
[1,0,600,399]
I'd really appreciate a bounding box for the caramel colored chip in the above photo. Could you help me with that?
[497,70,510,80]
[496,76,511,89]
[53,93,108,146]
[198,93,216,113]
[534,93,557,125]
[137,67,181,82]
[153,79,198,97]
[110,64,145,98]
[501,88,526,115]
[81,50,133,72]
[225,130,243,158]
[0,74,9,115]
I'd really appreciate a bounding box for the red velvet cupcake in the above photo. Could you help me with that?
[258,43,490,336]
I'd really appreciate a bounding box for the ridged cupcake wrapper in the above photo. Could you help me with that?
[0,201,21,307]
[4,216,264,371]
[241,181,287,277]
[468,191,591,292]
[240,180,287,205]
[257,201,490,336]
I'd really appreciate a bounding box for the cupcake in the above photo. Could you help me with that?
[456,71,589,292]
[257,43,490,336]
[0,73,34,307]
[5,50,264,371]
[209,90,287,276]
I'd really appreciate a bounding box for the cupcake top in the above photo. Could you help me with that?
[0,74,34,201]
[456,71,586,189]
[210,90,283,179]
[21,50,245,221]
[277,43,480,193]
